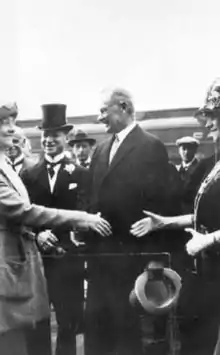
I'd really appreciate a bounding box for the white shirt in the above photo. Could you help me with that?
[45,153,65,194]
[75,157,91,168]
[109,121,137,164]
[182,157,197,171]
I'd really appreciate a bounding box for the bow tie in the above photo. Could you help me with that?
[45,159,64,178]
[81,161,90,168]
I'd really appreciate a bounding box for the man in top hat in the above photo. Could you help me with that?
[22,104,90,355]
[6,126,36,175]
[175,136,200,213]
[68,129,96,168]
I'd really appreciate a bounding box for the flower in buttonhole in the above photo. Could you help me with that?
[64,164,75,175]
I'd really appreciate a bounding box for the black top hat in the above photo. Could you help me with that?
[68,129,96,147]
[38,104,73,132]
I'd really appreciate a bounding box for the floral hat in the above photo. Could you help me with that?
[0,102,18,120]
[195,78,220,124]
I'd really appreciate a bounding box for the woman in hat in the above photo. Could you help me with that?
[0,102,111,355]
[130,78,220,355]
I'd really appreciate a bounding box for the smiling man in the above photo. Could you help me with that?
[86,88,173,355]
[22,104,90,355]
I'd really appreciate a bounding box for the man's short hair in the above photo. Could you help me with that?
[102,87,135,116]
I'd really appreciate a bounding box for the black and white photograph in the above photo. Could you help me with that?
[1,1,220,354]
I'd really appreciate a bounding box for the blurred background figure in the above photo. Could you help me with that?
[175,136,200,213]
[5,126,36,175]
[68,129,96,168]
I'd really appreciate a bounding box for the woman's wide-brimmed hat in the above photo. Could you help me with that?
[130,262,182,315]
[195,78,220,122]
[0,102,18,120]
[38,104,73,132]
[68,129,96,147]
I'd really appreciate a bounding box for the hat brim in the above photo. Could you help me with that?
[68,138,96,147]
[132,268,182,315]
[176,142,199,147]
[38,124,73,133]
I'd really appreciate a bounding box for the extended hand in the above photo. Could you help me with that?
[185,228,215,256]
[130,210,166,238]
[37,230,58,251]
[78,212,112,237]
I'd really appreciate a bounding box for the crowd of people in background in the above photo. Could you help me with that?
[1,80,220,355]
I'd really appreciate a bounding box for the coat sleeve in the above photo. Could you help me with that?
[0,179,86,229]
[142,139,175,215]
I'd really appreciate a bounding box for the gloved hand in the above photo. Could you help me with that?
[37,230,58,252]
[185,228,218,256]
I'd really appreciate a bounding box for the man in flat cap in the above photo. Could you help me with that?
[68,129,96,169]
[176,136,200,213]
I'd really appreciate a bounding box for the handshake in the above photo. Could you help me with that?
[37,212,112,252]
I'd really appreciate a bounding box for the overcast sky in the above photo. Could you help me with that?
[1,0,220,119]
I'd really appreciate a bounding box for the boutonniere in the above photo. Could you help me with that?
[64,164,75,175]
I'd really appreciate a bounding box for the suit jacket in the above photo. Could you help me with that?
[0,158,77,333]
[176,158,200,213]
[89,124,177,252]
[22,156,90,250]
[19,156,37,176]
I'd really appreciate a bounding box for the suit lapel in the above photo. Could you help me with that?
[33,160,51,193]
[53,159,70,195]
[106,125,138,174]
[19,158,30,176]
[93,136,113,187]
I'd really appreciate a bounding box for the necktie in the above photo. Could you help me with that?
[47,164,56,178]
[7,159,23,172]
[12,161,23,171]
[81,161,90,169]
[109,134,120,164]
[45,159,63,179]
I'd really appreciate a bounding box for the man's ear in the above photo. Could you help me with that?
[21,138,26,149]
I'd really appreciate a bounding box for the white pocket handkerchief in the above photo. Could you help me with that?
[69,183,78,190]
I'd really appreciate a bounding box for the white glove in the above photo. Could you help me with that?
[185,228,215,256]
[70,231,85,247]
[37,230,58,251]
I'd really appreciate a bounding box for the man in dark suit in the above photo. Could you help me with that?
[175,136,200,213]
[22,104,90,355]
[6,126,36,175]
[68,129,96,168]
[85,88,176,355]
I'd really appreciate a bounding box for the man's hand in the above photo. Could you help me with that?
[77,212,112,237]
[37,230,58,251]
[130,210,166,238]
